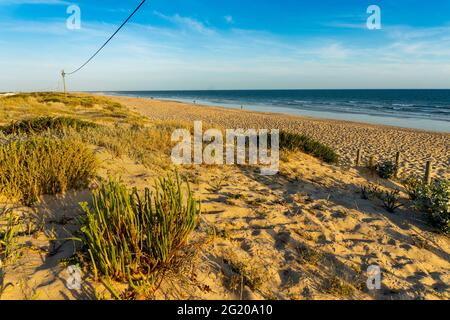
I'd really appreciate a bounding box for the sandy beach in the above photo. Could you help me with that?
[0,93,449,300]
[109,95,450,179]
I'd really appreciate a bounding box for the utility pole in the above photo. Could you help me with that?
[61,69,67,95]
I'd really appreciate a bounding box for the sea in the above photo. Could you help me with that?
[103,89,450,132]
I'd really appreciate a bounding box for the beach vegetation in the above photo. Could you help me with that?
[32,92,123,110]
[79,173,200,293]
[407,179,449,235]
[296,244,322,265]
[0,92,123,110]
[323,276,355,297]
[207,175,228,193]
[375,161,398,179]
[214,227,231,240]
[0,93,140,126]
[377,189,403,213]
[0,116,99,135]
[0,209,18,260]
[224,258,264,291]
[0,137,96,206]
[76,122,180,169]
[402,177,425,201]
[278,131,339,164]
[360,183,382,200]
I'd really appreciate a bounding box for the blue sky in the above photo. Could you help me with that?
[1,0,450,91]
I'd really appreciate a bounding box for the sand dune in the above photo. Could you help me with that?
[109,95,449,179]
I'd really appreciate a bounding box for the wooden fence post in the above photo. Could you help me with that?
[356,149,362,166]
[424,160,432,185]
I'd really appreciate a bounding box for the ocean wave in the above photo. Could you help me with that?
[111,90,450,124]
[392,103,415,107]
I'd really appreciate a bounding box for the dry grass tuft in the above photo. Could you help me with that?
[279,131,339,164]
[0,116,99,135]
[0,137,97,206]
[0,92,141,125]
[224,257,265,292]
[322,276,355,297]
[75,121,188,169]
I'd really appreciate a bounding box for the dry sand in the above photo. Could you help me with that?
[109,95,449,179]
[2,150,449,300]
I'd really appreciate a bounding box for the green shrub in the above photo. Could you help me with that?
[79,173,200,290]
[377,189,403,213]
[360,183,381,200]
[0,116,98,135]
[278,131,339,164]
[412,179,449,235]
[402,177,425,200]
[0,210,18,260]
[0,137,97,206]
[375,161,398,179]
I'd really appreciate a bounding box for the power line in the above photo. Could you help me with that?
[64,0,147,76]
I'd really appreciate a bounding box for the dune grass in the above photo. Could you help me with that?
[0,137,97,206]
[18,92,123,110]
[0,116,99,135]
[74,121,188,169]
[79,173,200,292]
[0,92,143,125]
[0,210,18,261]
[279,131,339,164]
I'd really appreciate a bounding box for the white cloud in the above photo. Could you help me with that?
[325,22,366,29]
[224,15,234,24]
[0,0,70,5]
[1,11,450,90]
[385,24,450,40]
[317,43,351,60]
[153,11,215,35]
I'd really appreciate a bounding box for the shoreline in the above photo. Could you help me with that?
[105,94,450,179]
[149,97,450,134]
[99,91,450,133]
[100,93,449,134]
